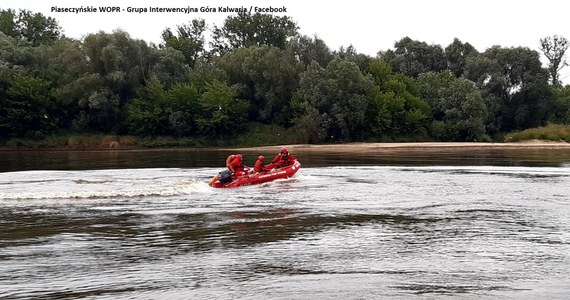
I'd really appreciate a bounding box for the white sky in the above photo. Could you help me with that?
[3,0,570,83]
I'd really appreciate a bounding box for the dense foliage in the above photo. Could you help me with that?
[1,9,569,145]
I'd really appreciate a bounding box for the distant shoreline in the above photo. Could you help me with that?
[232,140,570,153]
[2,140,569,153]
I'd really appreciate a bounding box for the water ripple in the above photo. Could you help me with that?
[1,165,570,299]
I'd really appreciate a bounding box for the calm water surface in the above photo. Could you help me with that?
[1,149,570,299]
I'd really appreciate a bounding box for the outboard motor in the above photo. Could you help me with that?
[218,169,233,184]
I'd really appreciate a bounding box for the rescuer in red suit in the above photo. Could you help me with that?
[270,147,296,168]
[253,155,271,173]
[209,154,245,185]
[228,154,246,176]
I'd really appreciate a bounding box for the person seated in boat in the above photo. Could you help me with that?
[253,155,271,173]
[228,154,247,176]
[225,154,240,168]
[270,147,297,168]
[209,154,244,185]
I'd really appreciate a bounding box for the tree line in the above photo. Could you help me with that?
[1,8,569,143]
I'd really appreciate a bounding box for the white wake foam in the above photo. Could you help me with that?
[0,169,214,200]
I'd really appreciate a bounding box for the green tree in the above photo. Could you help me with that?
[367,59,431,139]
[56,30,154,132]
[292,58,374,142]
[551,86,570,123]
[335,45,373,74]
[0,62,13,139]
[148,46,190,88]
[539,35,568,86]
[215,46,303,125]
[0,30,41,74]
[0,9,18,38]
[380,37,446,77]
[465,46,553,132]
[45,38,88,84]
[210,12,298,55]
[166,82,202,136]
[17,9,61,45]
[445,38,478,77]
[0,75,57,138]
[0,9,61,45]
[418,71,487,141]
[161,19,206,67]
[126,76,248,137]
[126,77,170,136]
[287,35,333,68]
[196,79,249,137]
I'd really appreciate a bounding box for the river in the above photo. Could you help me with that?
[1,149,570,299]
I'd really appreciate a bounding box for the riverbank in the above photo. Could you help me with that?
[232,140,570,153]
[3,124,569,152]
[2,140,569,153]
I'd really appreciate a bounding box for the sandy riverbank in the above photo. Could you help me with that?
[232,140,570,153]
[2,140,569,153]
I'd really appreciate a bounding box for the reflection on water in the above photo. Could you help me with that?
[299,148,570,167]
[1,152,570,299]
[0,150,230,172]
[2,147,570,172]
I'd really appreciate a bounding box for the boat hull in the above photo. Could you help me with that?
[211,160,301,188]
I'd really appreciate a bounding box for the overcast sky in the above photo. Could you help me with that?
[3,0,570,83]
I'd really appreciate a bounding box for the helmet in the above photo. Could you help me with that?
[236,154,243,161]
[258,155,265,161]
[280,147,288,153]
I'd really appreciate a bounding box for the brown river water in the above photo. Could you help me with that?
[1,149,570,299]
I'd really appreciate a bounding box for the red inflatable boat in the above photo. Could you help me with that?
[210,160,301,188]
